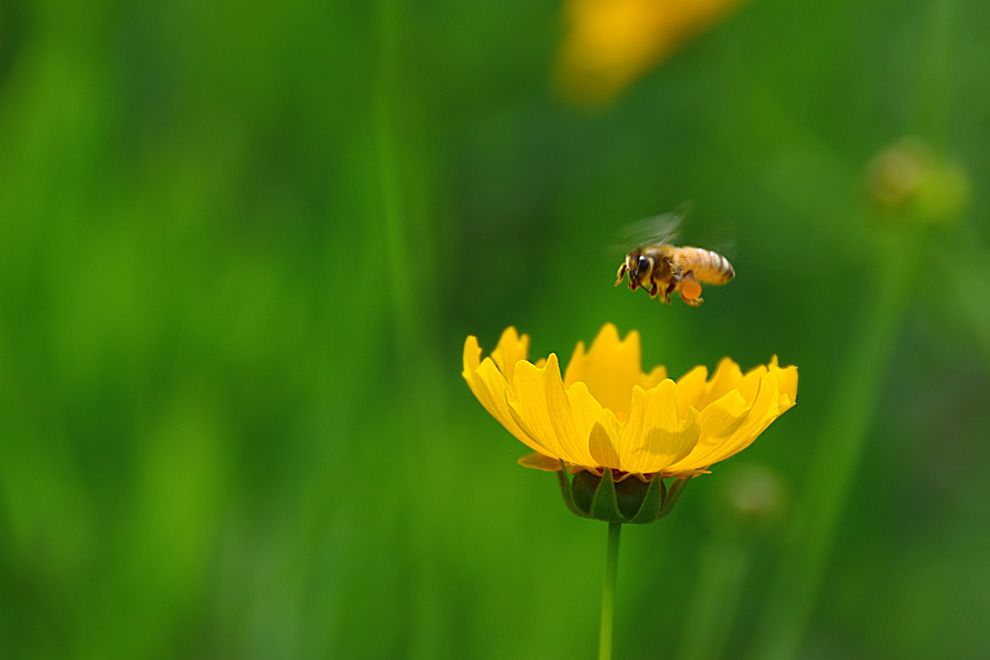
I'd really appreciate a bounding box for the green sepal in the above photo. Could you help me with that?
[614,476,652,520]
[627,475,666,524]
[571,470,607,517]
[556,461,586,518]
[658,477,690,519]
[590,468,623,523]
[553,468,693,524]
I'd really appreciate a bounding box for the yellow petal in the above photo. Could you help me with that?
[702,357,746,407]
[620,380,700,474]
[518,452,564,471]
[462,336,505,423]
[668,389,749,470]
[770,356,799,406]
[490,326,530,385]
[669,370,780,473]
[463,336,554,457]
[462,336,483,383]
[563,323,644,420]
[737,364,767,405]
[507,354,598,467]
[475,358,555,456]
[588,422,620,469]
[567,381,617,470]
[702,371,786,465]
[675,364,709,409]
[640,365,669,390]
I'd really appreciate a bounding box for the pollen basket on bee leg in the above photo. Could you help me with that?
[681,277,703,301]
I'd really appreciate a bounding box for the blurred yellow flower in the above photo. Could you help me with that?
[463,323,796,480]
[556,0,747,104]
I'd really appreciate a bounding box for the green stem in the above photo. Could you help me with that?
[943,223,990,371]
[599,522,622,660]
[374,0,419,354]
[915,0,961,148]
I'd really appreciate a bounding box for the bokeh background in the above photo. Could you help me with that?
[2,0,989,658]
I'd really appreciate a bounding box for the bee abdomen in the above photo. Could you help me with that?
[682,247,735,284]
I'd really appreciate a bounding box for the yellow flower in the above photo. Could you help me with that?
[463,323,796,481]
[556,0,747,105]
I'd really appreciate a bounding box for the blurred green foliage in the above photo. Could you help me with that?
[1,0,989,658]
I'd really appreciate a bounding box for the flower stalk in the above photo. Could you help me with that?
[599,522,622,660]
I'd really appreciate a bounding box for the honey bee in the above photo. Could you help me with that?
[615,243,735,306]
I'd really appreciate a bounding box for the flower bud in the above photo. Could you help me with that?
[559,467,691,524]
[865,137,970,224]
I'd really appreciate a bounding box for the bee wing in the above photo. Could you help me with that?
[687,214,736,261]
[712,237,736,260]
[616,201,693,247]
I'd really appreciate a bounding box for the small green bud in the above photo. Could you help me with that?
[865,137,970,224]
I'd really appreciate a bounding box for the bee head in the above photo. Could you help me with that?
[616,249,653,291]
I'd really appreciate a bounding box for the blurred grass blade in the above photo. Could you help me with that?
[675,540,752,660]
[749,228,922,660]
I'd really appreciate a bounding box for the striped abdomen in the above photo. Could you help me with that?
[678,247,735,284]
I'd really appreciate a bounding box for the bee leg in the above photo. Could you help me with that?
[649,281,659,298]
[664,281,676,304]
[614,263,627,286]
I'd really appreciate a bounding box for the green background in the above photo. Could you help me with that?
[1,0,989,658]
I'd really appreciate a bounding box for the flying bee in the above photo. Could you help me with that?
[615,244,735,306]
